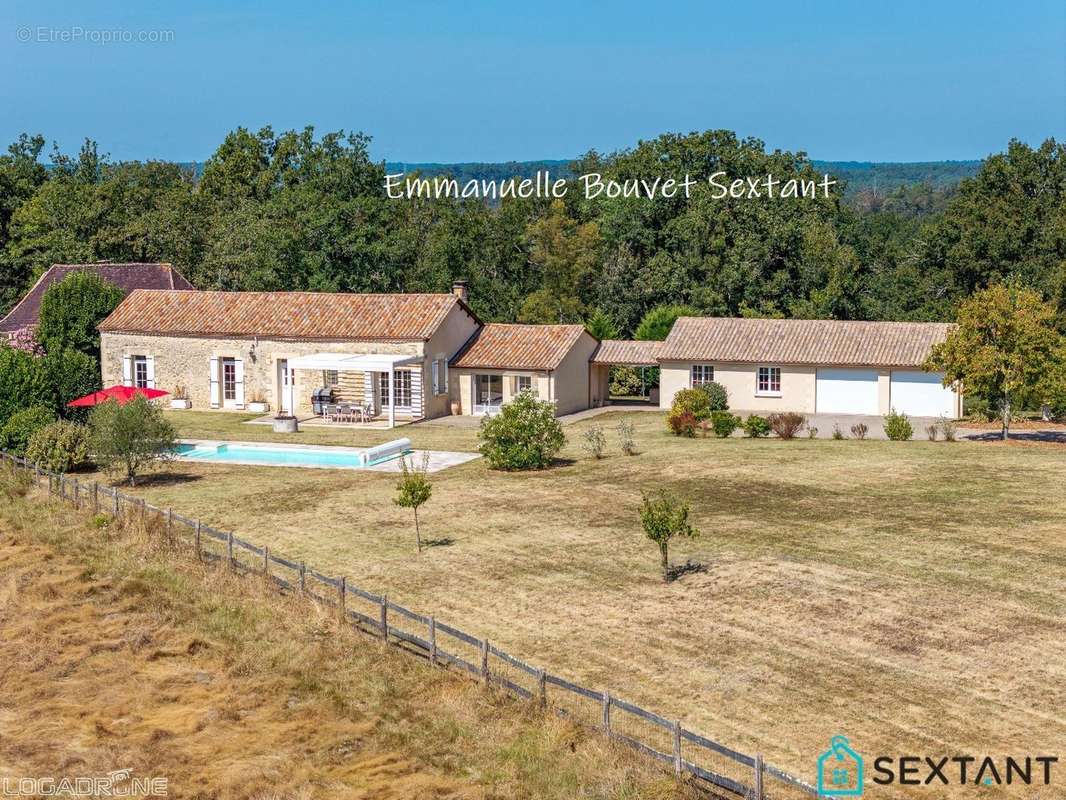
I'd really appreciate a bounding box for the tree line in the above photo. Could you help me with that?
[0,128,1063,338]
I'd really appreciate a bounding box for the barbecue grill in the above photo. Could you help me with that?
[311,386,336,415]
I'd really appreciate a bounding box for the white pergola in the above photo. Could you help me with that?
[286,352,421,429]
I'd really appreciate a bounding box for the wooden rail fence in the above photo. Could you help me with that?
[0,451,825,800]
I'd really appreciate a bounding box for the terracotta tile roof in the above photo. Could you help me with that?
[99,290,474,341]
[0,262,194,332]
[591,339,664,366]
[658,317,953,368]
[451,323,589,370]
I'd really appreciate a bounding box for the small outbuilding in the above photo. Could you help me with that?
[657,317,960,417]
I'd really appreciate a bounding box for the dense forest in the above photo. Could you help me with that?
[0,128,1062,337]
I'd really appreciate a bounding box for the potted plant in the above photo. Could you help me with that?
[247,391,269,414]
[170,384,191,410]
[450,398,461,415]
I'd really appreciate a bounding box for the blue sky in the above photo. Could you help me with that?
[2,0,1064,163]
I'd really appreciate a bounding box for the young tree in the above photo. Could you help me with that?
[639,490,698,581]
[88,396,176,485]
[37,271,125,359]
[394,453,433,553]
[926,283,1060,439]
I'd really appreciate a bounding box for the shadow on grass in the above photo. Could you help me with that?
[665,560,707,582]
[422,537,455,549]
[122,471,204,488]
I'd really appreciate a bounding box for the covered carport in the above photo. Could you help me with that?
[589,340,665,406]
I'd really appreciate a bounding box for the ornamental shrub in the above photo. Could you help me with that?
[697,381,729,412]
[478,392,566,470]
[26,420,91,473]
[883,409,914,441]
[0,406,56,456]
[669,388,712,422]
[710,411,740,438]
[768,412,806,440]
[742,414,770,438]
[667,410,698,438]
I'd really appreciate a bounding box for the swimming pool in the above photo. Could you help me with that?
[171,440,479,472]
[174,441,408,469]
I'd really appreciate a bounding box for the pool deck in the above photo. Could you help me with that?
[175,439,480,473]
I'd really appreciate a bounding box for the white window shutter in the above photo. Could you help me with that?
[145,356,156,389]
[442,359,448,393]
[410,368,423,419]
[234,359,246,409]
[122,356,133,387]
[209,357,221,408]
[363,371,374,410]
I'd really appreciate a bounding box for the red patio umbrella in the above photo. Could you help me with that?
[67,385,169,408]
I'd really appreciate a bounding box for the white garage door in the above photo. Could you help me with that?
[890,371,955,417]
[816,368,879,414]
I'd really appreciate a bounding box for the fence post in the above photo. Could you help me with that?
[227,531,234,567]
[480,639,489,684]
[59,475,65,501]
[339,577,347,619]
[92,482,99,514]
[380,595,388,641]
[673,720,683,777]
[299,562,306,594]
[538,669,547,709]
[34,463,41,487]
[72,479,79,509]
[263,546,270,579]
[166,508,173,538]
[428,616,437,665]
[754,753,764,800]
[194,520,202,560]
[140,498,147,525]
[602,691,612,735]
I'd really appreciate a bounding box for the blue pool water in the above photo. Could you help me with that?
[174,442,403,469]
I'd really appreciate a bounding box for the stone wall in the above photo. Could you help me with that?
[100,332,424,415]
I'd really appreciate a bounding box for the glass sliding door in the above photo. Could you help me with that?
[474,374,503,414]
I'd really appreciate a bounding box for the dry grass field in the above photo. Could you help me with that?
[0,477,691,800]
[78,409,1066,795]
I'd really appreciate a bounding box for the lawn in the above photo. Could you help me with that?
[96,409,1066,793]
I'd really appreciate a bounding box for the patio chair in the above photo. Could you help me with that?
[322,403,340,422]
[362,401,375,422]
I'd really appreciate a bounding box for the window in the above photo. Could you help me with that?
[132,356,149,389]
[379,370,412,408]
[222,358,237,401]
[323,370,339,387]
[691,364,714,387]
[757,366,781,396]
[514,375,532,395]
[432,361,440,394]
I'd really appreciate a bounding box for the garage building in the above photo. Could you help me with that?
[658,317,960,418]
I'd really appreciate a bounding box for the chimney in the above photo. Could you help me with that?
[452,280,469,303]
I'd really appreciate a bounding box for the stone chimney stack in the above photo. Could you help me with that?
[452,280,469,303]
